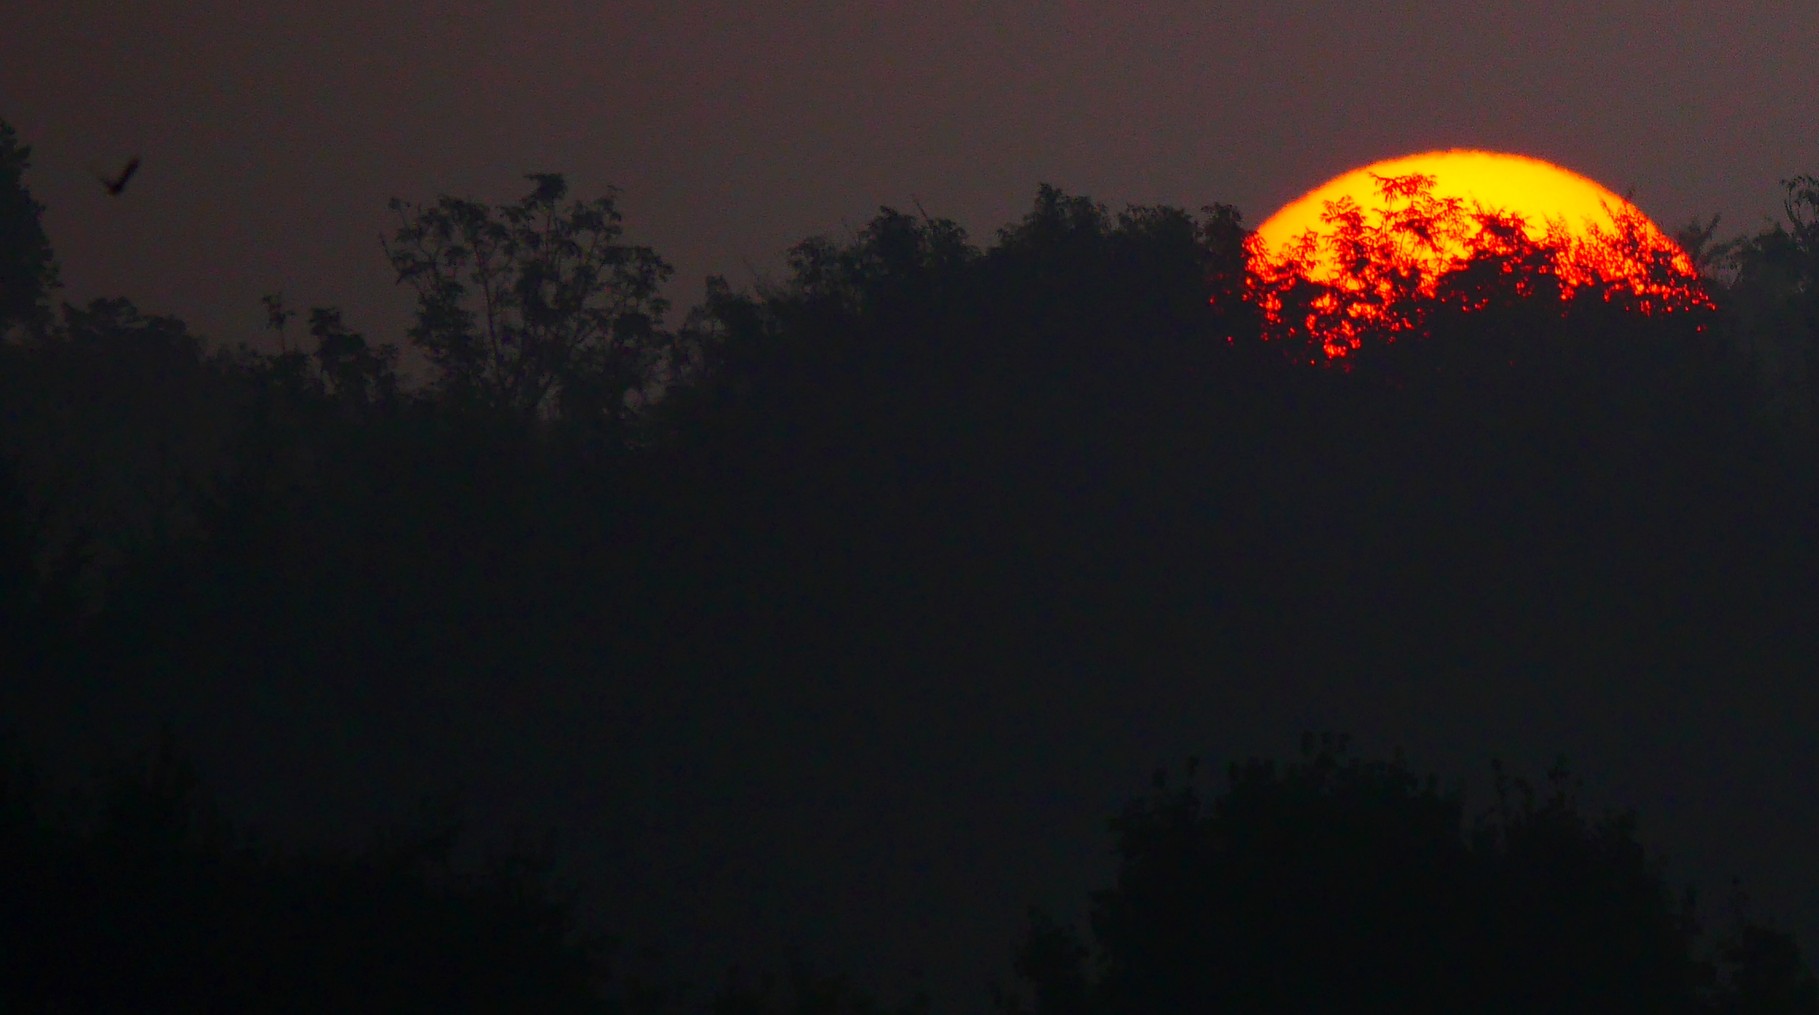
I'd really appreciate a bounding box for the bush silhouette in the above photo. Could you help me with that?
[0,732,613,1013]
[999,735,1813,1014]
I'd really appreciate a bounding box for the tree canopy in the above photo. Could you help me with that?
[3,115,1818,1010]
[999,735,1812,1015]
[384,173,673,429]
[0,121,56,338]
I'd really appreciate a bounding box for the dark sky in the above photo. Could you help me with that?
[8,4,1819,1006]
[5,2,1816,347]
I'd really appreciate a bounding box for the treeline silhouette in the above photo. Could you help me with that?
[5,729,1816,1011]
[999,735,1817,1014]
[3,116,1819,1009]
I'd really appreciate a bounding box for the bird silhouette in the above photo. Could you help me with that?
[100,157,140,196]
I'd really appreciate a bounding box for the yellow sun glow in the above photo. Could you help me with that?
[1243,149,1706,360]
[1254,149,1681,281]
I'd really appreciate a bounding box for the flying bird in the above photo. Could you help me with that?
[99,156,140,196]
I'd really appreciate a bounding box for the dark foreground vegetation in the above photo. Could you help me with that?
[3,117,1818,1010]
[5,730,1817,1012]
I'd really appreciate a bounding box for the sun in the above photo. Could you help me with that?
[1243,149,1710,360]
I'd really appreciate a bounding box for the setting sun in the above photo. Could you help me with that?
[1245,150,1709,359]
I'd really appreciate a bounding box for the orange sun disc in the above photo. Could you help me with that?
[1244,149,1708,359]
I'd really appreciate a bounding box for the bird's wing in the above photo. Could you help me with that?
[105,157,141,194]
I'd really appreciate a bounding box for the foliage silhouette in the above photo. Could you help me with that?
[0,121,57,338]
[1244,171,1713,362]
[704,959,933,1015]
[1692,878,1819,1014]
[0,732,615,1013]
[0,297,244,611]
[1718,176,1819,436]
[998,736,1812,1014]
[2,110,1818,1009]
[384,173,674,426]
[0,455,53,670]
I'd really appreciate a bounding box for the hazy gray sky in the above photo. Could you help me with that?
[5,2,1815,345]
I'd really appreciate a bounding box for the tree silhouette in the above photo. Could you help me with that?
[0,732,616,1012]
[1720,176,1819,436]
[1244,172,1713,364]
[705,959,932,1015]
[0,120,57,338]
[3,109,1818,1012]
[0,454,57,673]
[0,298,244,613]
[257,294,400,418]
[999,735,1810,1014]
[384,173,673,427]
